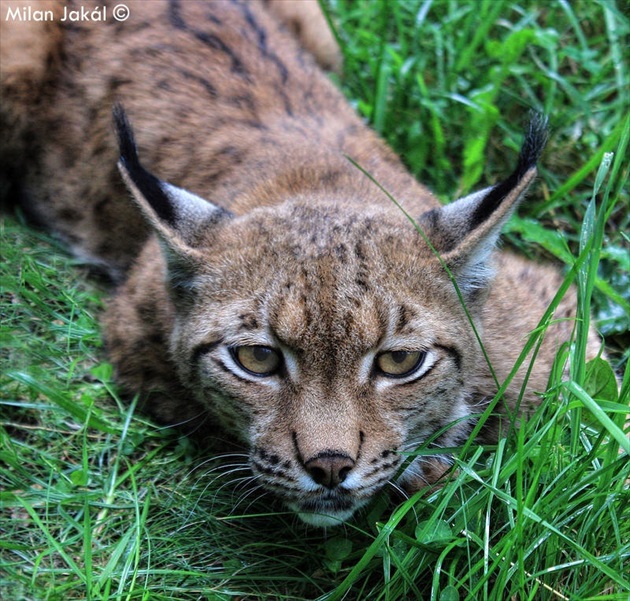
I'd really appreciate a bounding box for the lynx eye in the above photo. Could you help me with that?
[231,345,281,377]
[376,350,426,378]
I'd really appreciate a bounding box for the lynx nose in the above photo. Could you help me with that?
[305,452,355,489]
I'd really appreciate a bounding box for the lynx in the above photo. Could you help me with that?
[1,0,600,526]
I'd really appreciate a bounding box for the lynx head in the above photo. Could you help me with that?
[114,106,546,526]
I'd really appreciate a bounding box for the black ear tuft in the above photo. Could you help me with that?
[112,104,176,225]
[515,112,549,178]
[112,103,139,171]
[469,114,548,229]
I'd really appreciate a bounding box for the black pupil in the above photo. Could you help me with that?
[253,346,271,362]
[391,351,410,364]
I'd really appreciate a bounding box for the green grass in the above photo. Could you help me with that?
[1,0,628,599]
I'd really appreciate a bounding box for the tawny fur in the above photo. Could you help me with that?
[1,0,601,526]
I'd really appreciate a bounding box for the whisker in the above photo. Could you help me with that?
[386,479,410,501]
[231,479,271,516]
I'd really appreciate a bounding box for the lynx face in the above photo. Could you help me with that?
[111,108,546,526]
[168,204,478,525]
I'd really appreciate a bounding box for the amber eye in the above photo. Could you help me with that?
[376,350,426,378]
[231,345,281,377]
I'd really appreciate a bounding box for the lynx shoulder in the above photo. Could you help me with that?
[1,0,601,526]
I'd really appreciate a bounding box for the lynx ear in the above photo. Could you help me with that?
[418,116,548,296]
[113,104,232,248]
[113,105,233,293]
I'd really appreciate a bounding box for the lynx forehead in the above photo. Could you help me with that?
[1,0,598,526]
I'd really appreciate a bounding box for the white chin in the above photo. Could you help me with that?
[291,505,356,528]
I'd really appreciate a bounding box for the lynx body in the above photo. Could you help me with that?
[1,0,597,526]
